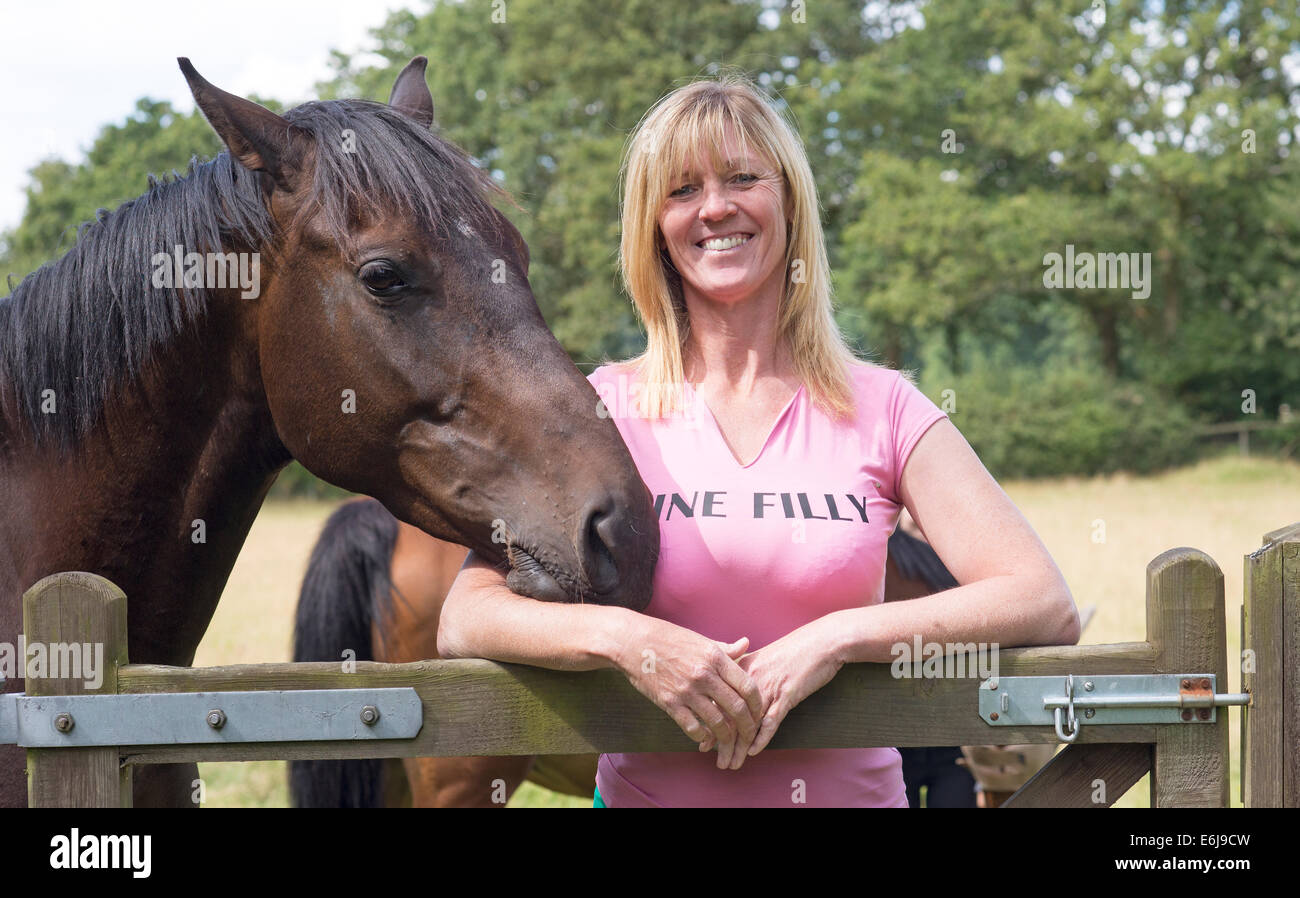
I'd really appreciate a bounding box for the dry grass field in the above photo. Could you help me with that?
[191,451,1300,808]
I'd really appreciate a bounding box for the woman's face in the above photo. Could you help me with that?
[657,126,789,307]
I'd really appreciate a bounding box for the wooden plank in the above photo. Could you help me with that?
[1262,522,1300,807]
[1195,420,1288,436]
[1001,743,1151,808]
[1146,548,1230,807]
[115,642,1161,765]
[1240,598,1247,805]
[1242,524,1295,806]
[1243,541,1277,805]
[24,572,130,808]
[1285,536,1300,807]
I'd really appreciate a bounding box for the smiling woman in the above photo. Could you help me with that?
[436,71,1080,808]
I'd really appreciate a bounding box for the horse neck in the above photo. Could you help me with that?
[2,292,291,666]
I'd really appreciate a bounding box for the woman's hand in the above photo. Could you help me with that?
[707,619,845,761]
[613,616,764,770]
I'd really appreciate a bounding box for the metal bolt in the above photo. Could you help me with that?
[1199,678,1210,691]
[1083,681,1094,692]
[1181,709,1193,721]
[987,679,998,690]
[990,712,999,721]
[206,709,226,730]
[1197,708,1211,721]
[360,705,380,726]
[1085,709,1096,719]
[53,712,74,734]
[1181,679,1192,690]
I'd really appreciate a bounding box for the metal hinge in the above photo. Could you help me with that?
[979,674,1250,744]
[0,683,422,748]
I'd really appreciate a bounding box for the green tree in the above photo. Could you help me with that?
[824,0,1299,418]
[1,98,222,286]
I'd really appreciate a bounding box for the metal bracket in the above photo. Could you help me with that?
[0,686,422,748]
[979,674,1250,743]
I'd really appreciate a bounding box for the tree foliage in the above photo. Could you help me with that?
[3,0,1297,480]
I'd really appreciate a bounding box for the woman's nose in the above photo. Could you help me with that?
[698,181,734,220]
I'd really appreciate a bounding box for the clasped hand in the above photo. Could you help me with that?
[618,617,843,770]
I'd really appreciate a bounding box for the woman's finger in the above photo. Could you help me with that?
[667,704,710,746]
[717,651,765,728]
[719,636,749,659]
[748,702,786,757]
[686,695,736,768]
[709,679,760,754]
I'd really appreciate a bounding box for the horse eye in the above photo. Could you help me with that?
[358,261,406,298]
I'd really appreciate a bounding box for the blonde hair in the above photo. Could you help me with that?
[615,71,873,420]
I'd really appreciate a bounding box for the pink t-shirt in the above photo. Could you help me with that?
[586,361,949,807]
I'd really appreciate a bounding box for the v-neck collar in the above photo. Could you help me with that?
[685,381,804,469]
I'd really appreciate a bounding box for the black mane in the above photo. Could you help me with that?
[1,98,507,451]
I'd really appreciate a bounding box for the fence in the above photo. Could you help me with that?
[1196,407,1297,457]
[6,522,1298,808]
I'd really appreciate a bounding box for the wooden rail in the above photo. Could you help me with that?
[17,523,1300,807]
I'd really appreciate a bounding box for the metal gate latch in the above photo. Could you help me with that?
[978,674,1250,744]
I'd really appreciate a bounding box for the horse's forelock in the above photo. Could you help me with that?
[284,99,508,248]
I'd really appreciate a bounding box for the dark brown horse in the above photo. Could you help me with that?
[0,57,658,808]
[290,501,976,807]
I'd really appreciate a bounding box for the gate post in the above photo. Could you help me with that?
[1243,522,1300,807]
[1146,548,1230,807]
[24,572,130,808]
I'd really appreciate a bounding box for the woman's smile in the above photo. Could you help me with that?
[697,232,754,252]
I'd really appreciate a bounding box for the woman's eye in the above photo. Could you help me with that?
[669,184,694,197]
[734,172,758,184]
[358,261,406,297]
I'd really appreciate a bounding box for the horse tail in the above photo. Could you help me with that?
[289,497,399,808]
[887,528,959,593]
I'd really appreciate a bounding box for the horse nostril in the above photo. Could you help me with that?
[582,505,622,596]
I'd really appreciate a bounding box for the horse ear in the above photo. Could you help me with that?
[388,57,435,129]
[178,58,309,191]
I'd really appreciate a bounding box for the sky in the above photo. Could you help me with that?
[0,0,408,232]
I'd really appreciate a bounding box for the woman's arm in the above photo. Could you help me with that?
[437,551,765,768]
[436,553,631,670]
[829,416,1080,663]
[733,418,1080,757]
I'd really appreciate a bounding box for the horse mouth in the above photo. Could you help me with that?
[505,544,574,603]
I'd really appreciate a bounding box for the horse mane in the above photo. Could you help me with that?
[0,98,509,452]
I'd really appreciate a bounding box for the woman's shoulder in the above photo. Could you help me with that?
[844,359,908,402]
[836,360,941,436]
